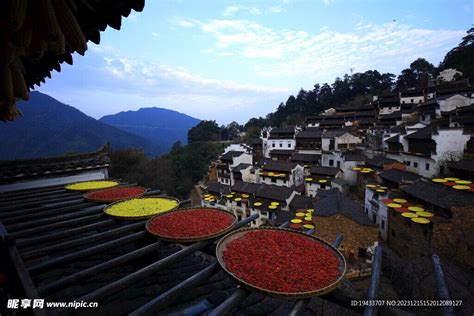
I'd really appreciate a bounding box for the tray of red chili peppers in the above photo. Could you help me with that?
[216,227,346,298]
[83,186,147,203]
[146,207,237,242]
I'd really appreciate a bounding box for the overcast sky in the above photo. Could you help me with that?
[38,0,472,124]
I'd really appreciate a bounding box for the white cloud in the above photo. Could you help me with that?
[269,6,283,13]
[199,19,464,80]
[173,17,196,28]
[151,32,160,37]
[223,6,261,17]
[322,0,333,5]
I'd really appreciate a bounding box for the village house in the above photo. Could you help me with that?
[216,149,252,186]
[295,127,323,154]
[383,125,472,177]
[321,128,363,152]
[321,150,366,185]
[388,179,474,268]
[364,169,421,240]
[261,126,300,158]
[258,161,305,188]
[305,166,342,197]
[312,189,378,262]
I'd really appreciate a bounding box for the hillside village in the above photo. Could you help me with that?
[197,71,474,277]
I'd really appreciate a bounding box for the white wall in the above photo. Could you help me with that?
[379,105,400,115]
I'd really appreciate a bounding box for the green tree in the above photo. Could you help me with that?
[187,120,222,143]
[439,27,474,79]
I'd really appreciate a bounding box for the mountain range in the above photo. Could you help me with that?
[100,107,200,151]
[0,92,199,160]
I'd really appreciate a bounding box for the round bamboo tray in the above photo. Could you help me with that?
[103,196,180,220]
[64,179,119,192]
[146,207,237,242]
[83,186,147,203]
[216,227,346,299]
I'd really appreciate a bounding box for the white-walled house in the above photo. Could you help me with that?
[321,129,363,151]
[321,151,366,185]
[437,68,463,82]
[261,126,301,158]
[364,186,389,240]
[217,149,253,186]
[259,161,305,187]
[384,126,471,177]
[305,166,342,197]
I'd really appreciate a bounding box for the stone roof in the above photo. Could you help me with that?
[313,189,376,226]
[379,169,421,185]
[0,144,110,184]
[402,179,474,209]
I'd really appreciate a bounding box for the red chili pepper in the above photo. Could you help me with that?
[148,208,234,238]
[86,187,145,201]
[222,230,340,293]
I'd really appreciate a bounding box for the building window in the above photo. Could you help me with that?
[414,162,418,168]
[271,178,276,183]
[407,161,411,166]
[372,214,376,223]
[272,143,275,148]
[288,143,291,148]
[365,208,368,214]
[279,143,282,148]
[337,161,341,168]
[381,219,385,229]
[411,98,414,103]
[425,163,430,171]
[329,159,334,166]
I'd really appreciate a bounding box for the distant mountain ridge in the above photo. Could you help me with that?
[100,107,200,151]
[0,92,164,160]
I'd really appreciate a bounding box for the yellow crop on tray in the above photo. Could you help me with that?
[105,197,179,218]
[65,180,119,191]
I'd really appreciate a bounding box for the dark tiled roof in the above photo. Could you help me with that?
[268,127,295,139]
[389,124,407,134]
[0,145,110,184]
[232,163,252,172]
[289,195,315,211]
[402,180,474,209]
[342,151,367,162]
[314,189,376,226]
[448,159,474,172]
[295,128,323,139]
[404,127,432,140]
[379,111,401,120]
[379,169,421,185]
[249,138,262,145]
[366,156,397,168]
[255,184,295,202]
[262,161,298,172]
[323,128,355,139]
[309,166,340,176]
[220,151,244,161]
[385,134,399,143]
[231,181,261,194]
[206,182,231,194]
[291,153,321,163]
[269,149,294,156]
